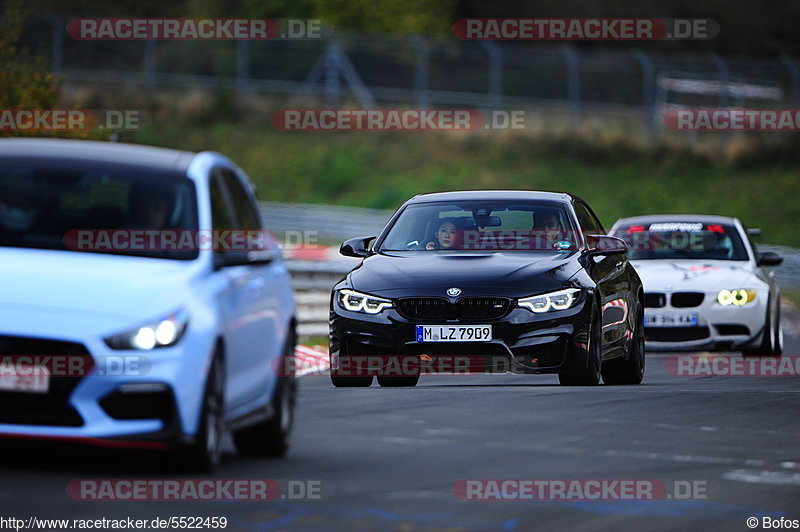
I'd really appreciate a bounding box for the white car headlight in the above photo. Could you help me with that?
[105,310,189,350]
[717,289,757,306]
[518,288,581,313]
[338,289,393,314]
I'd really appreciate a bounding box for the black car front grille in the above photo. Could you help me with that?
[456,298,512,320]
[396,298,451,320]
[396,297,512,321]
[644,293,666,308]
[0,335,90,427]
[671,292,705,308]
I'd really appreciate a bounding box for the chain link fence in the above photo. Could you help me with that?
[18,16,800,138]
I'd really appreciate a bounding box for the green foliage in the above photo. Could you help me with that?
[130,121,800,247]
[1,0,108,139]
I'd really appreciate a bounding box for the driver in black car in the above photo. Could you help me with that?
[425,218,459,250]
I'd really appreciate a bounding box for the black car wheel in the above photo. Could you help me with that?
[330,351,373,387]
[602,304,645,385]
[185,352,225,472]
[559,310,602,386]
[234,335,297,457]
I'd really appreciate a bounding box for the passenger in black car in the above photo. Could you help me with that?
[532,208,567,249]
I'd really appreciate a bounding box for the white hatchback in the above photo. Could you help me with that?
[0,138,297,471]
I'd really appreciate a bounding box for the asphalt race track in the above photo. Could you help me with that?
[1,329,798,532]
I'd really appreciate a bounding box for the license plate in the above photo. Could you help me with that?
[644,311,698,327]
[416,325,492,342]
[0,364,49,394]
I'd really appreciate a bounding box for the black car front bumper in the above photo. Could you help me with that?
[330,293,594,376]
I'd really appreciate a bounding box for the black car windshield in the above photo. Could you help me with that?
[612,221,749,261]
[0,164,199,260]
[380,200,577,252]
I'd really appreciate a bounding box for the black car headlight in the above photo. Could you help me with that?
[518,288,581,313]
[104,310,189,350]
[337,289,393,314]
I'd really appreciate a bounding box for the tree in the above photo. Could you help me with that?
[0,0,107,139]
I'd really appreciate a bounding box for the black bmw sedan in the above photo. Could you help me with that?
[329,190,644,388]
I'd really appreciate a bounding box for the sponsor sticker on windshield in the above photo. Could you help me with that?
[648,223,703,232]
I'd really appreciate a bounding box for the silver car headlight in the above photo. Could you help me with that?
[338,289,393,314]
[518,288,581,313]
[717,289,757,306]
[105,310,189,350]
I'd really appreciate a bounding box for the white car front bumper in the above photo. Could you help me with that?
[643,291,766,351]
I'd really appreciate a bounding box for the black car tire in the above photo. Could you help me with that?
[184,352,225,472]
[234,335,297,457]
[602,304,645,385]
[377,375,419,387]
[330,356,373,387]
[559,310,602,386]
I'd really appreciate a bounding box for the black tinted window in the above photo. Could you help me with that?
[0,164,198,260]
[221,170,261,231]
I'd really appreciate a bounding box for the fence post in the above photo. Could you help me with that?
[144,39,156,89]
[409,34,429,108]
[632,50,655,143]
[47,14,62,73]
[780,54,799,106]
[324,41,342,107]
[480,41,503,107]
[236,39,250,93]
[560,44,580,130]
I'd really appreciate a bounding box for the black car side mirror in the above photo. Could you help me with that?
[585,234,628,256]
[340,236,376,258]
[757,251,783,267]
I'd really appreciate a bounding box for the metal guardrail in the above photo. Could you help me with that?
[260,202,391,243]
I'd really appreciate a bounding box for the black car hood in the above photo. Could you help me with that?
[348,251,581,297]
